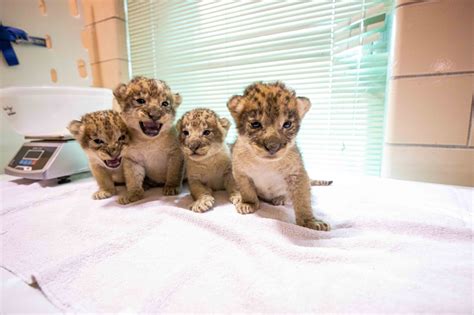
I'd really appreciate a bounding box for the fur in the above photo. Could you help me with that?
[113,76,185,204]
[176,108,240,212]
[68,110,128,199]
[227,82,330,230]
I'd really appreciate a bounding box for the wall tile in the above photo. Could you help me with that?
[84,18,127,64]
[395,0,436,7]
[91,59,129,89]
[386,74,473,145]
[469,123,474,147]
[82,0,125,25]
[393,0,473,76]
[382,145,474,186]
[469,77,474,147]
[469,103,474,147]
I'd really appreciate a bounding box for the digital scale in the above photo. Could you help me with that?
[5,138,89,182]
[1,86,113,183]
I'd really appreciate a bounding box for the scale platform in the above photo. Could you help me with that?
[5,138,89,181]
[1,86,113,182]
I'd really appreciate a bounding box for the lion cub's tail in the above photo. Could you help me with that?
[310,179,333,186]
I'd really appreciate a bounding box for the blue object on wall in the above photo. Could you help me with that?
[0,25,46,66]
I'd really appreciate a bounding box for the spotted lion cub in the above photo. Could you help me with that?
[227,82,330,231]
[68,110,128,200]
[113,76,184,204]
[176,108,241,213]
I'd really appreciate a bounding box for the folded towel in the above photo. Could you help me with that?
[1,175,472,313]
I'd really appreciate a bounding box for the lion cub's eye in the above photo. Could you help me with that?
[283,121,292,129]
[183,130,189,136]
[250,121,262,129]
[118,135,126,141]
[135,98,146,105]
[203,130,211,136]
[161,101,169,107]
[93,139,104,145]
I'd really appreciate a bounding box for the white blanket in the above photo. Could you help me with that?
[1,174,472,313]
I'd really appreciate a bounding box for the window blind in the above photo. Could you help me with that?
[126,0,393,176]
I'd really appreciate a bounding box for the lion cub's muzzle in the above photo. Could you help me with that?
[264,141,281,155]
[261,137,285,156]
[139,108,166,137]
[185,140,209,157]
[104,156,122,169]
[139,120,162,137]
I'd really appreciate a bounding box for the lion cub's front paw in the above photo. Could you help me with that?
[229,192,242,205]
[270,195,286,206]
[297,217,331,231]
[92,190,114,200]
[190,195,215,213]
[117,190,144,205]
[235,202,258,214]
[163,185,180,196]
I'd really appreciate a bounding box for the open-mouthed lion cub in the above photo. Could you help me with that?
[227,82,330,231]
[68,110,128,200]
[176,108,241,212]
[113,76,184,204]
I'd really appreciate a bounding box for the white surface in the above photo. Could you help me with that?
[0,86,113,137]
[0,268,60,314]
[0,174,472,313]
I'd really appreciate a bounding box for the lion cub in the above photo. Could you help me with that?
[227,82,330,231]
[68,110,128,200]
[113,76,185,204]
[176,108,241,212]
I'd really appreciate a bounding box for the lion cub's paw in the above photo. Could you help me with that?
[229,192,242,205]
[190,195,215,213]
[271,195,286,206]
[235,202,258,214]
[117,190,144,205]
[92,190,114,200]
[163,185,180,196]
[297,217,331,231]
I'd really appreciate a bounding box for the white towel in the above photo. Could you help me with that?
[1,175,472,313]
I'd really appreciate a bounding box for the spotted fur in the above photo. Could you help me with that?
[113,76,185,204]
[227,81,310,159]
[227,82,330,230]
[176,108,240,213]
[68,110,128,199]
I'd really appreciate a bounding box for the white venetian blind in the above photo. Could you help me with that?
[126,0,393,176]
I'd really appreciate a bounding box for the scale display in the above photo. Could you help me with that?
[5,140,90,180]
[9,145,57,171]
[24,150,44,159]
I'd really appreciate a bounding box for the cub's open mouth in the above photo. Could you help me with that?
[140,121,162,137]
[104,157,122,169]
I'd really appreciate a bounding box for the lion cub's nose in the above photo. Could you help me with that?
[264,142,281,155]
[189,141,201,153]
[147,109,161,121]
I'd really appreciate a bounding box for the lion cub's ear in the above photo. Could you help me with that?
[68,120,84,138]
[113,83,128,107]
[173,93,182,108]
[227,95,244,120]
[296,96,311,119]
[219,117,231,131]
[217,117,231,138]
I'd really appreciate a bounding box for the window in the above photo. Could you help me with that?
[126,0,393,176]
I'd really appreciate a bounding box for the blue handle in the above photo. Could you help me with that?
[0,25,40,66]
